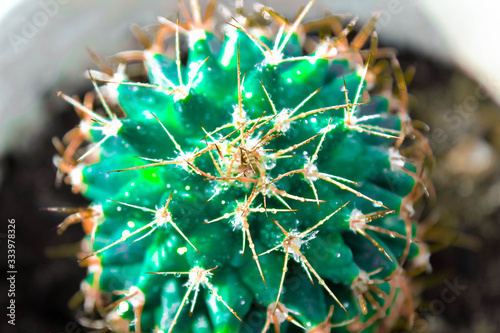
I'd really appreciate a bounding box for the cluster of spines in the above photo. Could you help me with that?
[50,0,432,332]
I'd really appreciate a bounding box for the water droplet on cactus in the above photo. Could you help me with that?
[263,156,277,170]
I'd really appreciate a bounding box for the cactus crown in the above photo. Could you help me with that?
[53,0,431,332]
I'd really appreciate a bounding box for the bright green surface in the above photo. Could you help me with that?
[74,21,422,333]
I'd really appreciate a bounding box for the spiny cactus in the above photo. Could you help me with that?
[52,1,432,332]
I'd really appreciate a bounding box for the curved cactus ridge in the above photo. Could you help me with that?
[53,0,431,332]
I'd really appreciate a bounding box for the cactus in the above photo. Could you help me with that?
[52,1,431,332]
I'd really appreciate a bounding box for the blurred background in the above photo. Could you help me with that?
[0,0,499,332]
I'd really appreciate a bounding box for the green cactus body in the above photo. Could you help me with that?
[54,1,430,332]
